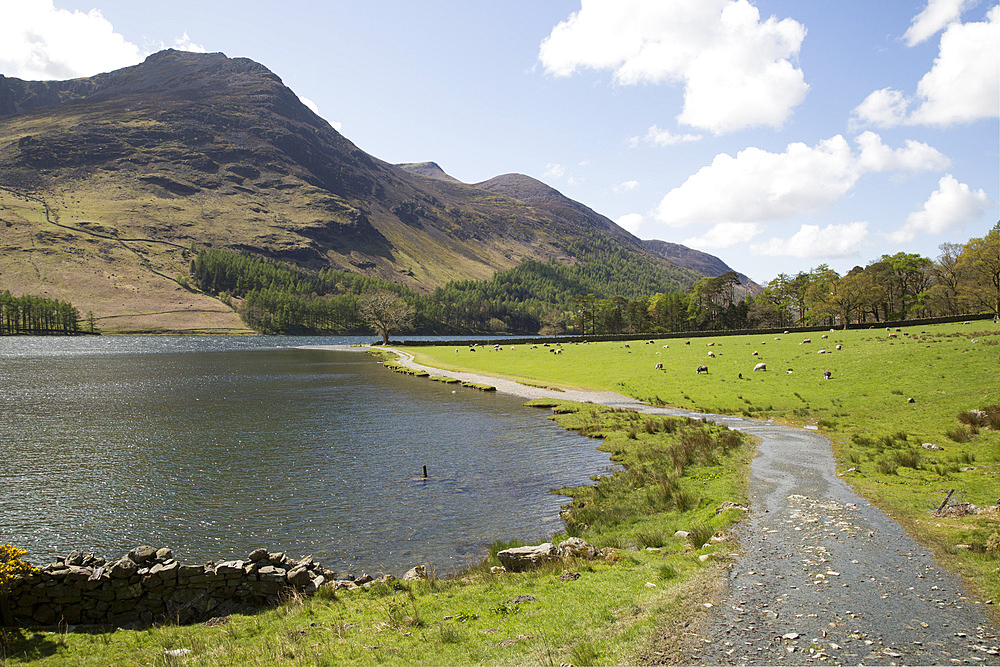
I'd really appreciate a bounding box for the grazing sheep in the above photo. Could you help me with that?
[685,341,691,345]
[752,351,758,356]
[888,333,897,338]
[753,362,766,372]
[455,348,459,353]
[823,370,832,379]
[707,342,715,346]
[654,362,663,370]
[801,338,811,344]
[554,348,562,355]
[836,344,842,350]
[662,344,669,348]
[818,349,827,354]
[624,343,630,348]
[822,334,829,339]
[786,368,793,374]
[708,351,715,358]
[697,365,709,374]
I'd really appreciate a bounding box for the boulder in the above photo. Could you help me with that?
[556,538,599,560]
[402,565,427,581]
[247,548,269,562]
[109,558,137,579]
[497,543,557,572]
[922,442,943,450]
[286,566,311,587]
[128,546,158,565]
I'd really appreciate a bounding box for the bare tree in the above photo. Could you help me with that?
[359,291,414,344]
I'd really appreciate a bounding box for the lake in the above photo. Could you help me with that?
[0,336,612,575]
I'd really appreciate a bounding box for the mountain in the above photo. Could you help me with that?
[396,161,459,182]
[643,240,759,292]
[0,49,739,333]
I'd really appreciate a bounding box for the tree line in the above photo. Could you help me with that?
[0,291,82,335]
[190,224,998,336]
[747,226,999,328]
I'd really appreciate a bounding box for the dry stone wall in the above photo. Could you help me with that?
[3,545,333,627]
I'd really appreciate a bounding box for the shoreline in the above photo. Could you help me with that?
[298,343,702,417]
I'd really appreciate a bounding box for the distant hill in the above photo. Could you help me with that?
[396,161,459,182]
[0,49,748,332]
[644,240,759,293]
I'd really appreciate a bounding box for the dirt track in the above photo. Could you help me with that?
[307,346,1000,664]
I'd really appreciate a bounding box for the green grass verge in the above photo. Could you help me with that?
[405,322,1000,607]
[1,402,752,665]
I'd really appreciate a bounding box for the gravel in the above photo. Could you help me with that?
[684,415,999,665]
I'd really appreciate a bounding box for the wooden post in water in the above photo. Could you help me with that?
[422,465,428,479]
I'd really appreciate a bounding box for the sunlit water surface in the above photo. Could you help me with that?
[0,336,611,575]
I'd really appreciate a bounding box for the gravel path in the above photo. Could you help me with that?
[304,345,1000,664]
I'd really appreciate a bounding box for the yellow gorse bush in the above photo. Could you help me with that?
[0,544,37,595]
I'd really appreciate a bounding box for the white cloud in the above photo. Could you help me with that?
[616,213,645,235]
[168,32,207,53]
[853,5,999,128]
[909,6,1000,125]
[750,222,869,258]
[612,180,639,194]
[851,88,909,128]
[0,1,218,82]
[903,0,974,46]
[655,133,947,227]
[855,131,950,172]
[299,96,320,115]
[683,222,763,249]
[0,0,142,79]
[538,0,808,134]
[543,163,566,179]
[889,175,992,242]
[637,125,702,147]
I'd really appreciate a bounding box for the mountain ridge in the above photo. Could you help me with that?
[0,49,748,332]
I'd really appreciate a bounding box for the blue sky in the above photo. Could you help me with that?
[1,0,997,284]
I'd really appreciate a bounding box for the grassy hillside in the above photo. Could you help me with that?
[0,50,702,333]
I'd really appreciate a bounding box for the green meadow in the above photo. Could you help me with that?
[406,321,1000,605]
